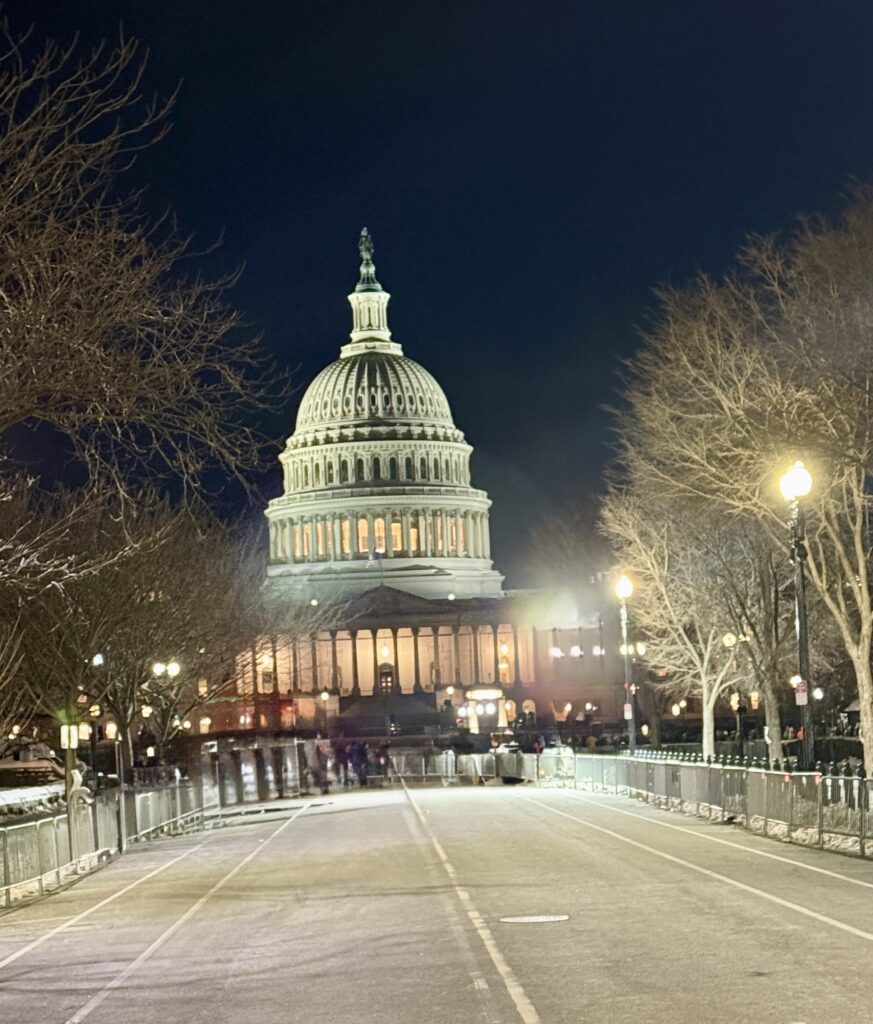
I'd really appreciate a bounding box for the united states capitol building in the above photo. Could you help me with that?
[205,231,623,738]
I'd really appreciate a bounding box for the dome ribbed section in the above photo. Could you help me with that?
[295,352,455,433]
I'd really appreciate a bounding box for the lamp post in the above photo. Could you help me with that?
[615,575,635,752]
[779,460,815,770]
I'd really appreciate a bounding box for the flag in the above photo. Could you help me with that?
[367,549,383,567]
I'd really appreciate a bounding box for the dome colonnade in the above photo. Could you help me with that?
[265,229,502,599]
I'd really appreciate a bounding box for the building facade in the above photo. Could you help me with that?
[204,231,626,738]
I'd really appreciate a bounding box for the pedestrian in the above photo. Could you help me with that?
[334,739,350,788]
[350,740,368,786]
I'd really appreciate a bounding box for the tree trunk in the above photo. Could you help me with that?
[760,671,783,765]
[854,655,873,777]
[701,693,715,760]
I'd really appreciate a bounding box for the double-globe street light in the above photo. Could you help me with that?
[779,460,815,770]
[615,574,636,752]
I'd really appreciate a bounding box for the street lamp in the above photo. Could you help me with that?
[779,459,815,769]
[615,574,636,752]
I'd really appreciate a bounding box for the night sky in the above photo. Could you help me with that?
[16,2,873,584]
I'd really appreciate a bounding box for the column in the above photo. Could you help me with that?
[432,626,442,687]
[366,512,375,556]
[423,511,433,557]
[471,625,481,684]
[332,517,341,561]
[412,627,422,693]
[465,511,476,557]
[330,630,339,693]
[309,515,318,561]
[441,511,449,556]
[391,628,400,691]
[372,629,380,693]
[512,625,521,684]
[402,511,411,554]
[531,627,541,685]
[350,629,360,696]
[310,635,319,693]
[385,511,394,557]
[453,625,461,685]
[482,514,491,558]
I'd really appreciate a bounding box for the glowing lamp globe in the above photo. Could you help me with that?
[615,575,633,601]
[779,461,812,502]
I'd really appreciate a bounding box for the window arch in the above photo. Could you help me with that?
[357,517,369,554]
[293,465,299,489]
[303,465,310,488]
[388,457,398,480]
[356,458,365,481]
[326,462,335,485]
[314,463,321,486]
[433,457,440,480]
[404,456,413,480]
[420,457,427,480]
[444,458,451,481]
[373,458,382,481]
[340,460,349,484]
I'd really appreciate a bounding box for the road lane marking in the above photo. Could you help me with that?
[62,802,313,1024]
[401,786,542,1024]
[499,915,569,923]
[0,844,205,972]
[565,791,873,892]
[520,794,873,944]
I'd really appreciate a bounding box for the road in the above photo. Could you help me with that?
[1,784,873,1023]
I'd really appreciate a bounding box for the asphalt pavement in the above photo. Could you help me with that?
[1,784,872,1024]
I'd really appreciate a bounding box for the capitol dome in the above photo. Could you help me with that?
[265,229,503,601]
[293,351,459,440]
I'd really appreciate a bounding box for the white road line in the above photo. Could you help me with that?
[0,844,205,972]
[401,786,542,1024]
[520,794,873,943]
[62,802,312,1024]
[565,791,873,892]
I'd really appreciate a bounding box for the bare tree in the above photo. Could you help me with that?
[617,190,873,772]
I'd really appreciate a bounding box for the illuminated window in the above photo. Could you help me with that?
[316,521,325,557]
[260,670,274,693]
[374,517,386,553]
[357,517,369,554]
[410,526,419,553]
[303,524,312,558]
[199,716,212,734]
[197,677,208,697]
[391,520,402,551]
[435,515,444,554]
[450,517,457,553]
[498,660,510,684]
[341,518,351,554]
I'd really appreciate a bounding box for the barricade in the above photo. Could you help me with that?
[0,780,203,908]
[506,751,873,860]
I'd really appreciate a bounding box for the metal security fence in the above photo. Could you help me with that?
[0,781,204,908]
[508,752,873,859]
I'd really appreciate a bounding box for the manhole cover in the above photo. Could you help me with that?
[499,915,569,924]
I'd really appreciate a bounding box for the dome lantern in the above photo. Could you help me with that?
[343,228,401,356]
